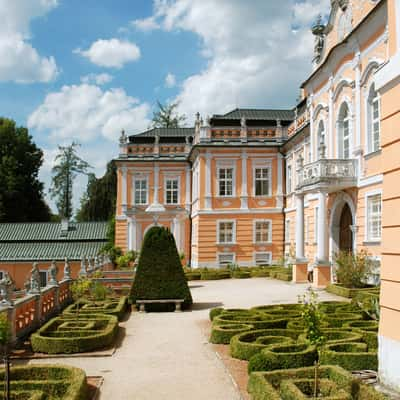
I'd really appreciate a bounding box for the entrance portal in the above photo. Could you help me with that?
[339,203,353,252]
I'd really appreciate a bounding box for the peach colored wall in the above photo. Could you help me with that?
[0,261,81,291]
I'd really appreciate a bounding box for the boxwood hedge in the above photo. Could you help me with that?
[326,284,378,299]
[248,343,317,373]
[280,378,350,399]
[0,365,87,400]
[210,323,254,344]
[247,365,386,400]
[31,314,118,354]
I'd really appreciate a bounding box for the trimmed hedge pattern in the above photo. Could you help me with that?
[325,284,378,299]
[0,365,87,400]
[31,314,118,354]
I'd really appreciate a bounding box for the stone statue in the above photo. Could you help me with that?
[79,256,87,276]
[0,272,14,306]
[94,256,99,269]
[48,260,58,286]
[24,278,30,293]
[312,15,325,63]
[63,257,71,280]
[240,116,247,129]
[119,129,127,144]
[29,262,41,294]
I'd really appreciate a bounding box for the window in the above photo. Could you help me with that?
[254,220,272,243]
[218,167,234,196]
[314,207,319,243]
[218,221,235,244]
[39,271,48,287]
[218,253,235,268]
[366,194,382,241]
[317,120,325,158]
[286,165,292,194]
[367,84,380,153]
[338,103,351,159]
[165,178,179,204]
[134,177,148,205]
[285,219,290,243]
[254,252,272,266]
[254,168,270,196]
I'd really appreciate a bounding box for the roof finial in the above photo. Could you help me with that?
[119,129,127,145]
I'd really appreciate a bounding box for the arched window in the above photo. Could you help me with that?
[367,84,380,153]
[338,103,351,159]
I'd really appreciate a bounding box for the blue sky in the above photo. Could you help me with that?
[0,0,330,213]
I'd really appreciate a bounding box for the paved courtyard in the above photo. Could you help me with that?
[28,278,343,399]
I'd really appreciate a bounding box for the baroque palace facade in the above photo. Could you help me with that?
[115,0,400,388]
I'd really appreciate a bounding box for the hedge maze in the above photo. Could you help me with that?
[209,300,385,399]
[30,296,127,354]
[0,365,87,400]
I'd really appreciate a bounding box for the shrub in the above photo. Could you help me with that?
[31,314,118,354]
[324,312,363,328]
[63,297,127,320]
[247,365,386,400]
[231,270,251,279]
[116,250,137,269]
[249,268,270,277]
[298,329,363,346]
[230,329,300,360]
[200,270,231,280]
[326,284,377,299]
[213,313,289,330]
[0,365,87,400]
[320,342,378,371]
[185,272,201,281]
[130,226,192,310]
[353,291,380,320]
[248,343,317,373]
[210,323,254,344]
[280,378,350,399]
[343,320,378,332]
[209,307,224,321]
[334,250,374,289]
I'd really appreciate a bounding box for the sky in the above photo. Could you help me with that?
[0,0,331,213]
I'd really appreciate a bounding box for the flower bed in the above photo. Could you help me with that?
[31,314,119,354]
[248,365,385,400]
[0,365,87,400]
[63,296,127,320]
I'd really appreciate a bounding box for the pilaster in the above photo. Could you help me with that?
[240,151,248,209]
[205,152,212,209]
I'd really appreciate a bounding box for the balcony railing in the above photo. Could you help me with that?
[296,158,357,192]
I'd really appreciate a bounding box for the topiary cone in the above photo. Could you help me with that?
[130,226,193,310]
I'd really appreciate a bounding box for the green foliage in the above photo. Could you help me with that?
[90,281,109,303]
[50,142,91,219]
[298,288,325,349]
[353,291,380,320]
[31,314,118,354]
[210,323,254,344]
[0,313,10,346]
[209,307,224,321]
[231,270,251,279]
[0,365,87,400]
[200,269,231,280]
[185,271,201,281]
[334,250,374,289]
[326,283,378,299]
[130,226,192,310]
[151,100,186,128]
[76,161,117,222]
[100,216,122,265]
[116,250,137,269]
[70,278,92,312]
[0,117,51,222]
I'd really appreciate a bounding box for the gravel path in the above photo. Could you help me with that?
[27,278,343,399]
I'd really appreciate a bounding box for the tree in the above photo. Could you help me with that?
[0,117,51,222]
[130,226,192,311]
[76,161,117,221]
[151,100,186,128]
[50,142,91,219]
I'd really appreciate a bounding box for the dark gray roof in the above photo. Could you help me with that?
[130,127,194,139]
[0,221,108,261]
[0,222,108,242]
[212,108,294,121]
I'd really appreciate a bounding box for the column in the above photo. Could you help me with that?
[309,97,315,162]
[277,153,283,208]
[240,151,248,209]
[173,217,182,252]
[354,52,363,178]
[127,217,137,251]
[205,152,212,209]
[293,194,308,283]
[153,165,159,204]
[121,166,127,211]
[328,77,334,158]
[185,166,191,212]
[313,191,331,288]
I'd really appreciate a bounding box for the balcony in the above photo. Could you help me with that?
[296,158,357,193]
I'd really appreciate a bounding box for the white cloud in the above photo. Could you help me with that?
[28,83,151,142]
[132,16,160,32]
[165,72,176,88]
[135,0,330,120]
[0,0,59,83]
[74,38,141,68]
[81,73,114,85]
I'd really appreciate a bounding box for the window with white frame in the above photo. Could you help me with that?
[285,219,290,243]
[218,167,234,196]
[338,103,351,159]
[367,84,380,153]
[39,271,48,287]
[254,252,272,266]
[217,220,235,244]
[317,120,325,158]
[165,177,179,204]
[134,177,148,205]
[314,207,319,243]
[254,220,272,243]
[366,193,382,241]
[254,167,270,196]
[218,253,235,268]
[286,165,292,194]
